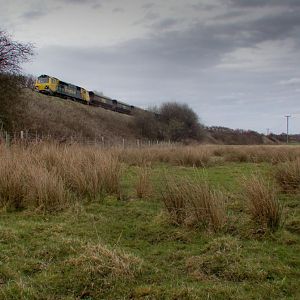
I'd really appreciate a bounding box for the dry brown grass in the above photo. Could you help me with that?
[32,143,121,198]
[67,242,142,278]
[242,174,282,231]
[0,146,71,212]
[161,176,227,231]
[275,158,300,193]
[186,236,268,282]
[18,89,136,142]
[117,145,300,168]
[0,143,121,211]
[0,149,27,210]
[135,166,152,199]
[118,146,214,167]
[221,145,300,164]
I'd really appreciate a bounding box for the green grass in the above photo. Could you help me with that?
[0,162,299,299]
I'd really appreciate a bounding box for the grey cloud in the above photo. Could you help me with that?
[141,3,155,10]
[208,10,300,50]
[22,0,300,133]
[113,7,124,13]
[22,10,49,20]
[151,18,179,30]
[228,0,300,8]
[279,78,300,86]
[60,0,102,6]
[133,11,160,26]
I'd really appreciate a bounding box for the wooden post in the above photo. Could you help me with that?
[20,130,24,140]
[122,138,125,149]
[5,132,10,147]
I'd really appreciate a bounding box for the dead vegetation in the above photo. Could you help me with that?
[135,166,152,199]
[0,143,121,211]
[186,236,285,282]
[275,158,300,193]
[67,243,143,279]
[242,174,282,231]
[161,176,227,231]
[12,89,136,143]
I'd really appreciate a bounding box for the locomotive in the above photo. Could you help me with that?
[35,74,135,115]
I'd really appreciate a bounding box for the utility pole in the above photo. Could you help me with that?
[266,128,270,135]
[285,115,291,144]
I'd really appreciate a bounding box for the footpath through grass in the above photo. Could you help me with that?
[0,162,299,299]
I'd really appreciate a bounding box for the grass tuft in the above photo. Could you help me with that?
[67,243,143,278]
[162,176,227,230]
[242,174,282,231]
[275,158,300,193]
[135,166,152,199]
[186,236,267,282]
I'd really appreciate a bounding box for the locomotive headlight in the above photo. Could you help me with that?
[45,85,49,89]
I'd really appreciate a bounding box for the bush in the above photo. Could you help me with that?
[133,102,206,142]
[159,102,205,141]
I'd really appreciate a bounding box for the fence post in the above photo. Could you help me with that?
[122,138,125,149]
[20,130,24,140]
[5,132,10,147]
[101,136,104,147]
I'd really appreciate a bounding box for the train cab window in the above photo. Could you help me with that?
[38,76,49,83]
[51,78,56,84]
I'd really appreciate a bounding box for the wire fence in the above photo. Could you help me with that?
[0,130,177,149]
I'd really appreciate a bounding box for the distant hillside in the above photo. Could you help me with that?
[8,89,137,143]
[206,126,279,145]
[2,88,280,145]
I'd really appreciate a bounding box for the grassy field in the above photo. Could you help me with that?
[0,144,299,299]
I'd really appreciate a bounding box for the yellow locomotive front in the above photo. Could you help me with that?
[35,75,59,94]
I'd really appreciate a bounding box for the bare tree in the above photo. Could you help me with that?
[0,31,34,130]
[0,30,34,74]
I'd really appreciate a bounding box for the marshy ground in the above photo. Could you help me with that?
[0,144,299,299]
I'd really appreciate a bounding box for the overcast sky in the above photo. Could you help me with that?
[1,0,300,133]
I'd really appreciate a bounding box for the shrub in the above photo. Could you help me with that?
[132,102,206,142]
[242,174,282,231]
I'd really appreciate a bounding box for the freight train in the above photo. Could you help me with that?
[34,74,136,115]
